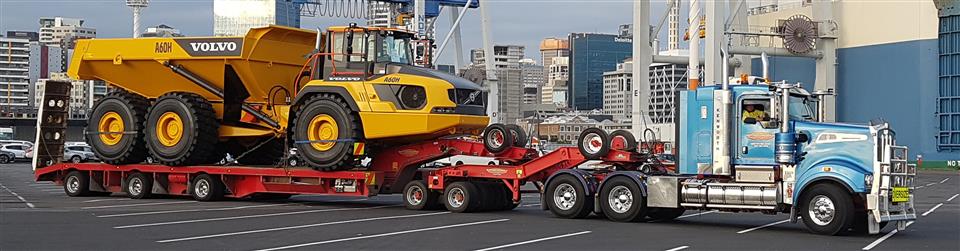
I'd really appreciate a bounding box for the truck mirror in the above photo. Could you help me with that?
[743,118,758,124]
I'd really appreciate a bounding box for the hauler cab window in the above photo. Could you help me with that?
[376,31,413,65]
[322,27,415,79]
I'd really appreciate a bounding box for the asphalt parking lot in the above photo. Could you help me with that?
[1,162,957,251]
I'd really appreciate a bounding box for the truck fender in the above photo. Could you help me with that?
[594,171,648,214]
[542,169,599,211]
[292,85,360,111]
[794,169,859,205]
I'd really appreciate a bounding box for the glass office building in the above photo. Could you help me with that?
[567,33,632,111]
[213,0,301,37]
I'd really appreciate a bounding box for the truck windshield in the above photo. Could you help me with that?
[788,96,815,121]
[376,33,413,65]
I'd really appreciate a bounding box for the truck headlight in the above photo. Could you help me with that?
[865,174,873,187]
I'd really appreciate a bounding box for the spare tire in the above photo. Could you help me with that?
[483,124,513,154]
[505,124,528,148]
[578,128,610,160]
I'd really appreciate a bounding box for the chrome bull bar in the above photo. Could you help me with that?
[867,129,917,234]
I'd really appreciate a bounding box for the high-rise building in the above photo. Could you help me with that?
[6,31,39,42]
[539,38,569,74]
[213,0,301,37]
[542,57,569,106]
[470,45,524,69]
[0,38,33,117]
[38,17,96,49]
[602,58,633,122]
[142,24,184,37]
[567,32,632,110]
[520,59,544,106]
[602,57,688,125]
[367,1,409,29]
[470,45,526,123]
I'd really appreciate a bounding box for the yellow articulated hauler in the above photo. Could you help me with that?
[69,25,489,170]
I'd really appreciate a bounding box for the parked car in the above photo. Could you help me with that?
[0,143,30,159]
[0,150,15,163]
[64,145,97,163]
[0,140,32,148]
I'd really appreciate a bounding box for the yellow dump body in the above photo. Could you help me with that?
[68,25,316,103]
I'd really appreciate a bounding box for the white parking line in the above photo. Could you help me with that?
[254,219,510,251]
[862,221,914,250]
[99,203,289,218]
[737,219,790,234]
[948,194,959,202]
[83,198,130,203]
[157,211,450,243]
[0,183,35,208]
[922,203,943,217]
[81,201,196,209]
[522,203,541,207]
[28,183,57,187]
[115,205,394,229]
[941,178,950,184]
[677,210,716,219]
[474,231,591,251]
[665,246,689,251]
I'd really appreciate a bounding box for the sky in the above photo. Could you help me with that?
[0,0,778,66]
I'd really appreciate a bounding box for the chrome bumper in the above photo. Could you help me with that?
[867,129,917,234]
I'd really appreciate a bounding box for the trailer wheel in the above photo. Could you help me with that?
[483,124,513,154]
[444,181,481,213]
[292,94,363,171]
[545,174,593,218]
[647,208,685,221]
[496,183,519,210]
[800,183,855,235]
[505,124,528,147]
[86,91,150,165]
[191,174,225,201]
[145,92,219,166]
[609,130,638,152]
[63,171,91,197]
[578,128,610,160]
[403,180,440,210]
[125,172,153,199]
[600,176,647,222]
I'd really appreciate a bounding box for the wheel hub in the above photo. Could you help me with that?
[608,186,633,214]
[156,112,184,147]
[195,180,210,198]
[582,133,604,154]
[129,178,142,195]
[553,183,577,210]
[307,114,338,151]
[66,176,80,193]
[447,188,465,208]
[808,195,836,226]
[407,186,424,205]
[98,111,124,146]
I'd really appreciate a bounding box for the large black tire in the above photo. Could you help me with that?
[0,154,9,163]
[443,181,481,213]
[800,183,855,235]
[403,180,441,210]
[505,124,528,148]
[63,171,91,197]
[483,124,513,154]
[609,130,638,152]
[599,176,647,222]
[145,92,219,166]
[86,91,150,165]
[544,174,593,219]
[578,128,610,160]
[191,174,225,201]
[292,94,363,171]
[125,172,153,199]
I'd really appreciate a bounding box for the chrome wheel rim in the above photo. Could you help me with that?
[447,187,466,208]
[66,175,80,193]
[581,133,604,154]
[129,178,143,195]
[553,183,577,210]
[486,129,505,149]
[195,179,210,198]
[407,186,424,206]
[808,195,836,226]
[71,156,81,163]
[608,185,633,214]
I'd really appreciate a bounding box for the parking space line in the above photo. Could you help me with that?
[28,183,57,187]
[862,221,914,250]
[0,183,34,208]
[254,219,510,251]
[115,205,394,229]
[473,230,591,251]
[922,203,943,217]
[99,203,289,218]
[522,203,541,207]
[81,201,196,209]
[665,245,689,251]
[84,198,130,203]
[737,219,790,234]
[677,210,716,219]
[948,194,958,202]
[157,211,450,243]
[941,178,950,184]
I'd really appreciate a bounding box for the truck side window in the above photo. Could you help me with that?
[742,100,770,123]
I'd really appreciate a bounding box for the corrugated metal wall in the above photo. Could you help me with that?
[939,14,960,152]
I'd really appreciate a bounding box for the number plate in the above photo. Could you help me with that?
[891,187,909,203]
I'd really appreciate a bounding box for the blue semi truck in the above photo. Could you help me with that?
[541,80,917,235]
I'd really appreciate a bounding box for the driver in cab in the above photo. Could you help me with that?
[743,104,768,123]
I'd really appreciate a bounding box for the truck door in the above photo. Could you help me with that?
[736,96,777,164]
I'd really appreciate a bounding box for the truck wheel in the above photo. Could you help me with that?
[444,181,481,213]
[600,176,647,222]
[125,172,153,199]
[609,130,638,152]
[64,171,91,197]
[647,208,685,221]
[403,180,440,210]
[496,183,519,210]
[545,174,593,218]
[483,124,513,154]
[800,184,855,235]
[191,174,225,201]
[578,128,610,160]
[145,92,218,166]
[292,94,362,171]
[86,91,149,165]
[505,124,528,147]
